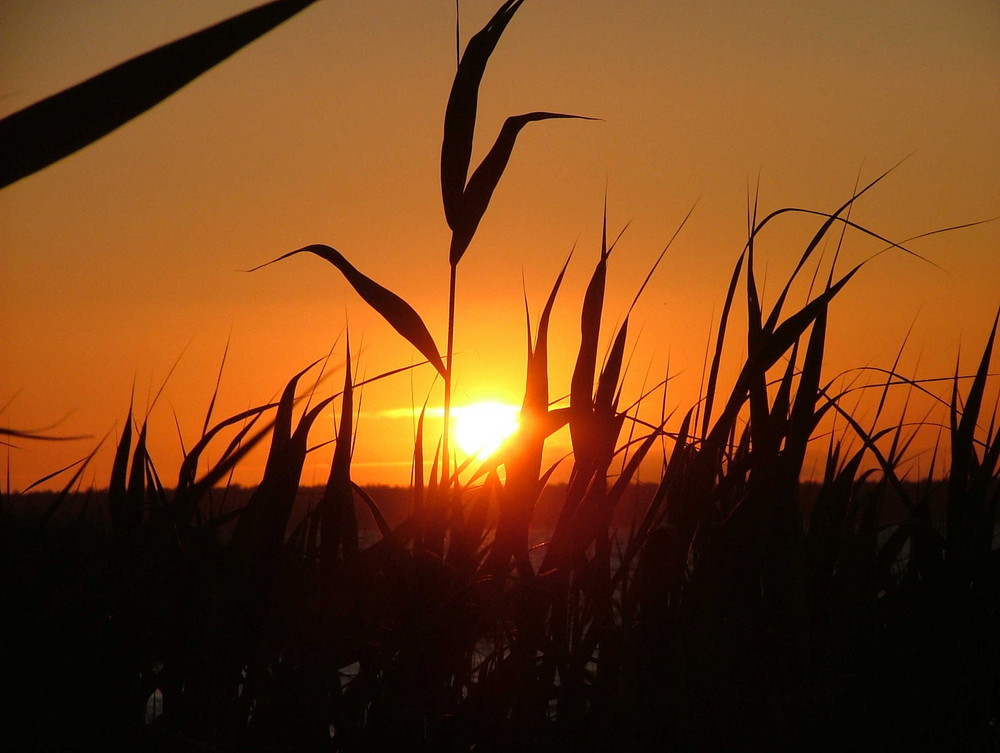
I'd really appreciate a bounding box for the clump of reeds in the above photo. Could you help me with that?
[2,1,997,751]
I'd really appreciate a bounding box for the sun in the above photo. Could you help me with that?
[453,401,520,459]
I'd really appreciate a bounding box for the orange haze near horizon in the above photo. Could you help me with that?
[2,0,998,492]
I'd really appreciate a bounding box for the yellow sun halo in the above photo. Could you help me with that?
[453,401,520,459]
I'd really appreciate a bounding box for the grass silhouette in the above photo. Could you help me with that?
[2,2,998,751]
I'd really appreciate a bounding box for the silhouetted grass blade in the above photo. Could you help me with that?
[29,438,108,529]
[0,0,320,189]
[125,421,149,533]
[250,245,447,378]
[701,253,745,438]
[351,483,391,540]
[524,252,570,416]
[321,337,358,577]
[0,428,88,444]
[108,406,133,539]
[450,112,597,265]
[786,306,828,466]
[441,0,525,230]
[232,362,322,559]
[758,163,904,334]
[946,309,999,576]
[175,403,276,491]
[595,317,629,415]
[571,215,610,428]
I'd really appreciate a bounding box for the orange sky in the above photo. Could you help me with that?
[2,0,998,491]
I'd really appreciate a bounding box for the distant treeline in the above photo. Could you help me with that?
[9,479,943,534]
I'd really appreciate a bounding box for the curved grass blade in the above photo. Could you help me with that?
[0,0,320,189]
[757,162,902,335]
[595,317,629,415]
[784,307,828,467]
[231,362,323,556]
[21,457,85,496]
[450,112,598,265]
[946,308,999,566]
[625,203,694,320]
[0,428,89,443]
[250,244,446,378]
[181,420,276,508]
[26,430,111,529]
[706,265,859,451]
[202,335,231,438]
[176,403,278,491]
[701,252,746,438]
[351,482,391,540]
[518,251,572,476]
[952,309,999,471]
[441,0,525,230]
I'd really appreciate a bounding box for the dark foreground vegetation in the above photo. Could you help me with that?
[3,354,999,753]
[3,1,998,750]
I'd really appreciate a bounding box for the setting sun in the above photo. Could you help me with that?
[453,401,520,459]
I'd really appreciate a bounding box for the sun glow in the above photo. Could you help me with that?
[453,401,520,459]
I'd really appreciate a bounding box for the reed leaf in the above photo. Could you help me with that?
[31,438,109,530]
[440,1,594,265]
[321,338,358,577]
[594,317,629,416]
[450,112,597,265]
[412,401,428,521]
[570,216,610,454]
[232,363,320,558]
[125,421,149,532]
[175,403,277,492]
[769,341,799,441]
[492,261,572,571]
[250,245,446,378]
[179,420,275,514]
[701,253,746,438]
[351,482,391,540]
[441,0,525,230]
[0,428,87,443]
[108,406,133,539]
[785,306,828,467]
[707,263,861,454]
[0,0,320,189]
[946,309,999,574]
[524,252,570,416]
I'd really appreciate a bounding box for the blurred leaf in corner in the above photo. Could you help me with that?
[0,0,322,189]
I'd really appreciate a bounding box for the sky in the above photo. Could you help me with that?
[2,0,998,491]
